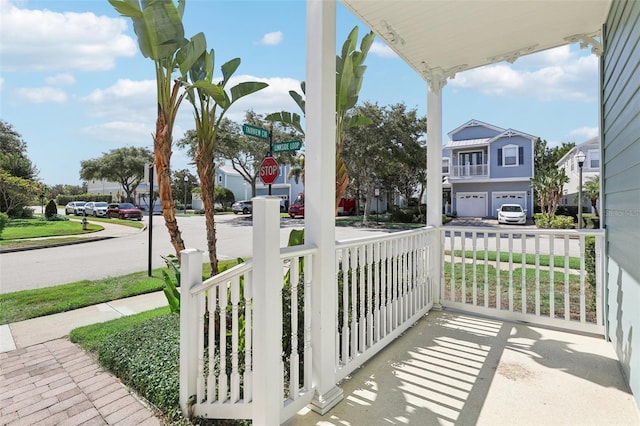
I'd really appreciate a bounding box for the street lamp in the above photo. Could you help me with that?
[576,150,586,229]
[183,176,188,215]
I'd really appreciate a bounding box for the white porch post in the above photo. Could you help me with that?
[179,248,203,416]
[426,77,444,306]
[251,197,282,425]
[305,0,343,414]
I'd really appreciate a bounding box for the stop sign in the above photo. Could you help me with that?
[259,156,279,185]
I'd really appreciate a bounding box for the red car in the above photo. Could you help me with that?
[107,203,143,220]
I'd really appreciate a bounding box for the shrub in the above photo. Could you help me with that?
[0,212,8,237]
[44,199,58,219]
[42,214,68,222]
[585,236,596,310]
[390,208,416,223]
[582,213,600,229]
[550,215,574,229]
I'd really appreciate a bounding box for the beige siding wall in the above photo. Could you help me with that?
[602,0,640,408]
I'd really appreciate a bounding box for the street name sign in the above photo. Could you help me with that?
[242,124,270,140]
[272,140,303,153]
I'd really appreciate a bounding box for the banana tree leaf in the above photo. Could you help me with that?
[140,2,185,61]
[265,111,304,136]
[190,81,229,108]
[177,32,206,76]
[289,90,305,114]
[230,81,268,104]
[221,58,241,87]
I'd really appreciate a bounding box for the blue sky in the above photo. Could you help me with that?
[0,0,599,186]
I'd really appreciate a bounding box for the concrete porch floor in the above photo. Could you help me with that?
[286,309,639,426]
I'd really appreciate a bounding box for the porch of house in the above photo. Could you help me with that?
[285,309,638,426]
[177,198,638,424]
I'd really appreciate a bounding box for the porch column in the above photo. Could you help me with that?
[305,0,343,414]
[426,75,445,306]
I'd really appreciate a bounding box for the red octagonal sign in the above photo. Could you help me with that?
[259,156,279,185]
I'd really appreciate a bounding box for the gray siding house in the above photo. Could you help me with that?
[602,0,640,405]
[443,119,535,218]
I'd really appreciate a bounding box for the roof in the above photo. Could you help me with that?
[217,164,241,176]
[443,138,490,149]
[340,1,610,82]
[556,136,601,165]
[447,119,505,139]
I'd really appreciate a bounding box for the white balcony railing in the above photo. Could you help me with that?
[451,163,489,178]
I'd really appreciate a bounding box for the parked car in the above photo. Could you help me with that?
[232,200,252,215]
[65,201,86,216]
[497,204,527,225]
[84,201,109,217]
[288,193,304,218]
[107,203,143,220]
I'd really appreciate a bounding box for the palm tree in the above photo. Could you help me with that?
[184,48,267,275]
[267,26,375,214]
[583,175,600,217]
[108,0,205,257]
[530,168,569,219]
[287,154,305,186]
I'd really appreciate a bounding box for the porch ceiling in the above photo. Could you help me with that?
[340,0,611,80]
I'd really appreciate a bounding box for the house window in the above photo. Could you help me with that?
[497,145,524,167]
[442,158,450,174]
[588,149,600,169]
[217,175,222,183]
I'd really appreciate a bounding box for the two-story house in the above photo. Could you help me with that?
[443,119,536,218]
[556,136,600,210]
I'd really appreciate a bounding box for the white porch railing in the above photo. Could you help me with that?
[179,202,605,423]
[441,227,605,335]
[334,228,437,381]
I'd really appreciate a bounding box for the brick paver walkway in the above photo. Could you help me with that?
[0,339,161,425]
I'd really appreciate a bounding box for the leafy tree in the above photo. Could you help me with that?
[171,169,198,208]
[0,171,45,216]
[583,175,600,217]
[181,43,267,275]
[109,0,206,257]
[287,154,305,186]
[214,185,235,207]
[343,102,426,221]
[180,112,299,199]
[0,120,39,181]
[267,26,375,213]
[79,147,153,203]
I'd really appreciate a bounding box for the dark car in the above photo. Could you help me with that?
[107,203,143,220]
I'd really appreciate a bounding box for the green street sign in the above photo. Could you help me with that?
[272,140,303,153]
[242,124,270,140]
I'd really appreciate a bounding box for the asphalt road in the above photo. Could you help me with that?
[0,213,393,294]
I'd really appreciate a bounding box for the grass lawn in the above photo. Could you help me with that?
[0,259,241,324]
[1,218,103,239]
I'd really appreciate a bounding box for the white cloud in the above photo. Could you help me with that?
[81,79,157,122]
[0,0,136,72]
[45,73,76,86]
[568,126,599,141]
[370,41,398,58]
[15,86,67,103]
[449,47,598,102]
[81,121,153,146]
[258,31,283,46]
[0,77,4,91]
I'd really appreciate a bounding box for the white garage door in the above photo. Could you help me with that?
[456,193,487,217]
[492,192,526,216]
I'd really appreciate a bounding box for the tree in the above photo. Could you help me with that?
[181,44,267,275]
[267,26,375,213]
[0,171,45,216]
[109,0,206,257]
[171,169,198,208]
[343,102,426,221]
[530,167,568,220]
[180,112,299,199]
[80,147,153,203]
[583,175,600,217]
[0,120,39,181]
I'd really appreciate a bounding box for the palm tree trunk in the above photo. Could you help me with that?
[155,112,185,257]
[197,150,218,277]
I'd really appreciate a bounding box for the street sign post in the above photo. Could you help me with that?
[259,156,279,185]
[272,140,303,153]
[242,124,270,140]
